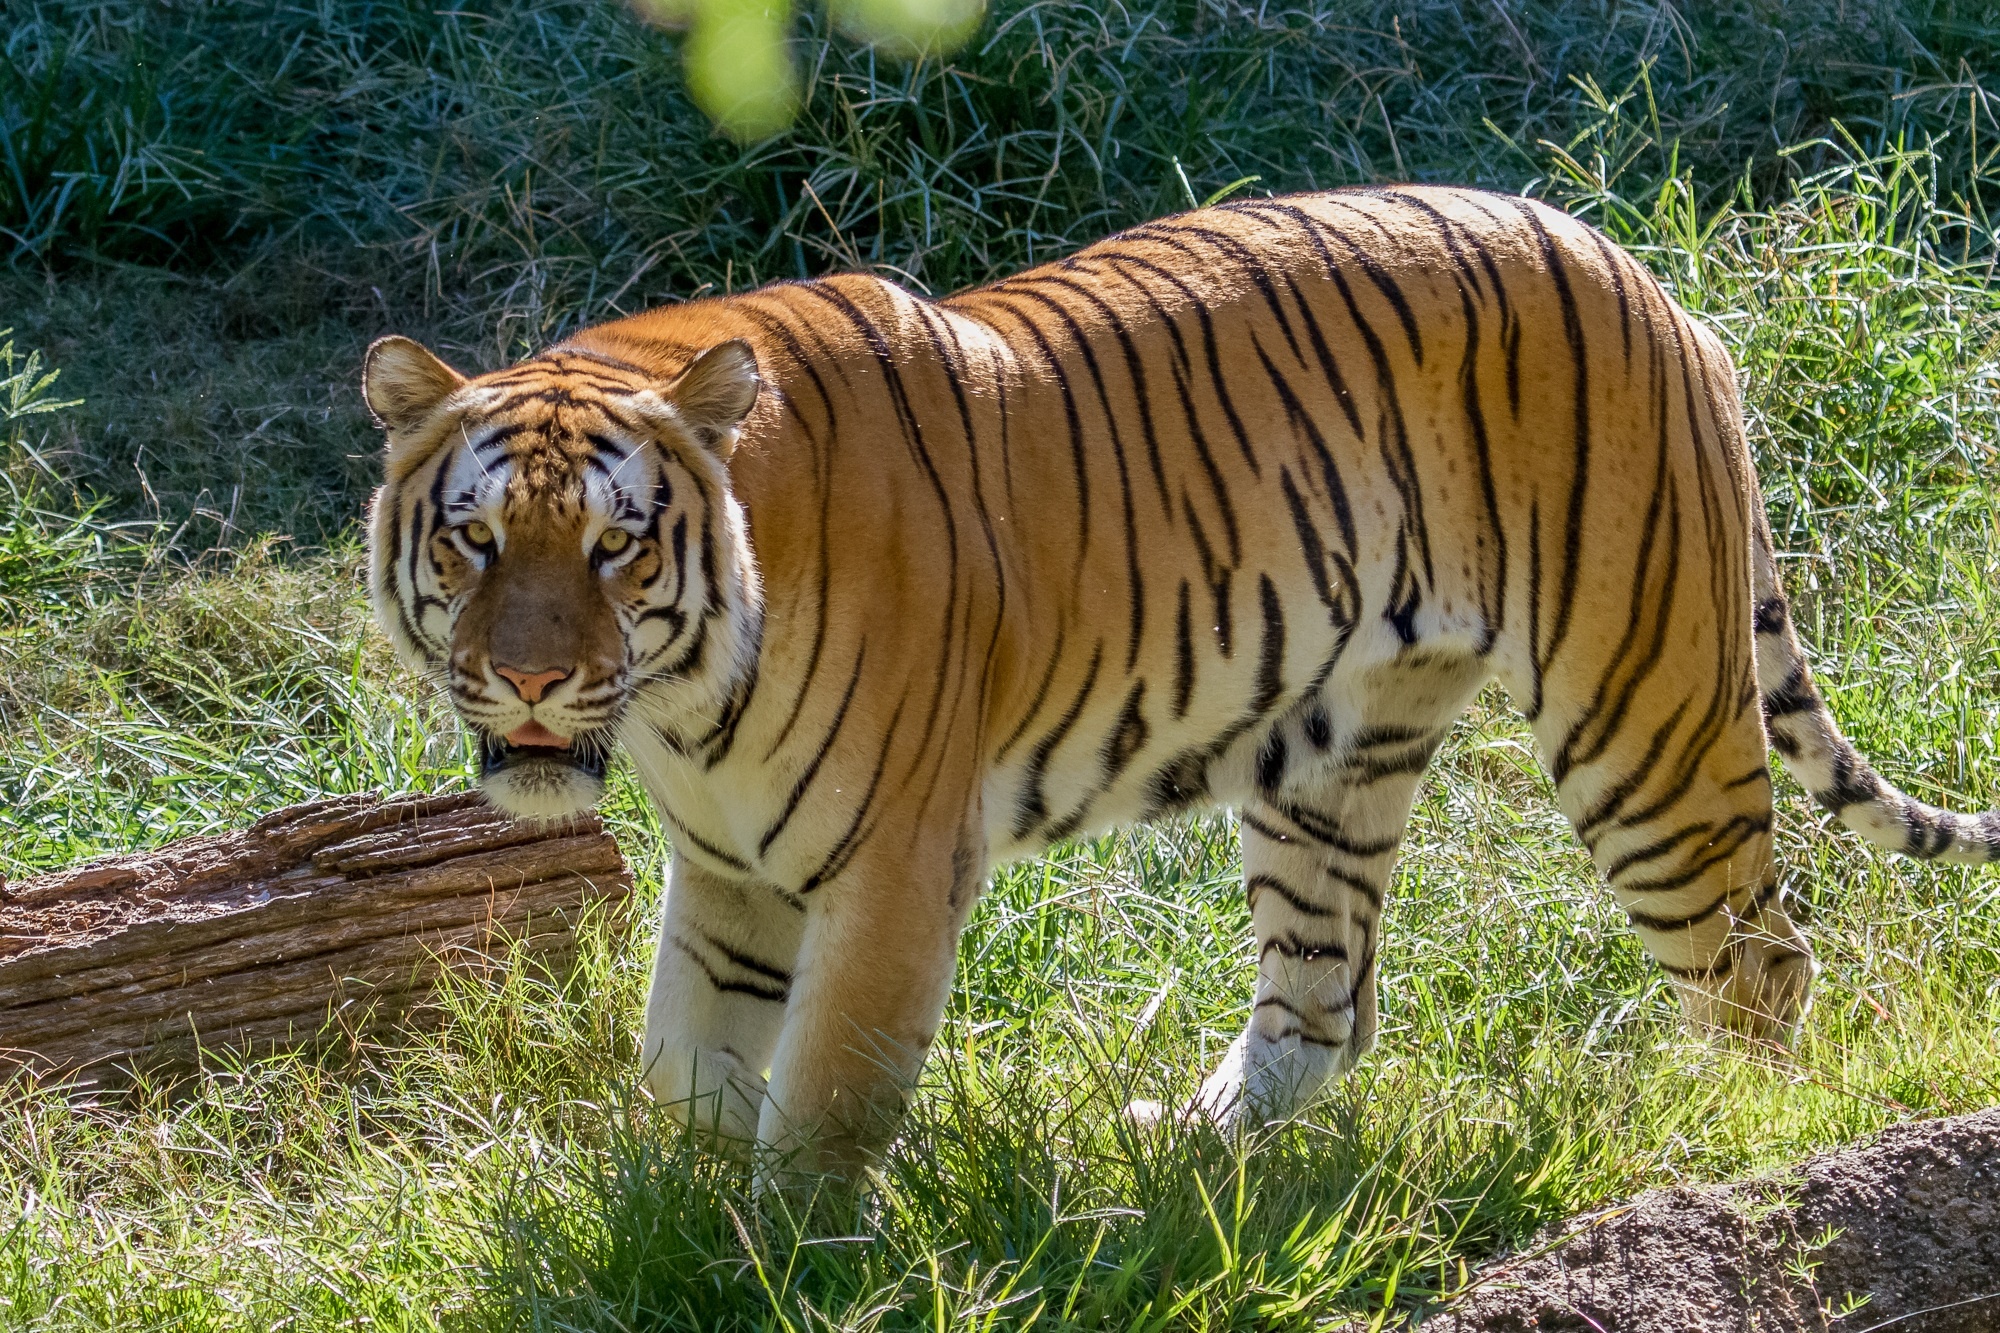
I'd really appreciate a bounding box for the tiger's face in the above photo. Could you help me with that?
[361,336,762,820]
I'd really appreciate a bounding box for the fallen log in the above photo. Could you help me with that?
[0,791,634,1082]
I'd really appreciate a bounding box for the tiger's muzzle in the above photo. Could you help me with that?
[452,536,629,821]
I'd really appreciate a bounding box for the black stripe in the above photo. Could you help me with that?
[1279,208,1435,592]
[1254,336,1359,563]
[1091,241,1260,477]
[692,927,793,985]
[1303,705,1333,750]
[1613,814,1769,894]
[1252,197,1426,364]
[1254,574,1286,713]
[1611,715,1739,840]
[908,304,1013,808]
[1254,801,1399,860]
[1444,219,1509,644]
[1282,196,1426,363]
[1601,820,1712,881]
[1277,271,1364,439]
[663,811,751,873]
[759,342,837,762]
[1008,289,1148,668]
[1183,497,1235,659]
[1095,254,1244,562]
[542,345,656,377]
[380,489,429,660]
[995,622,1068,762]
[1552,479,1683,785]
[1814,747,1881,812]
[1658,952,1735,981]
[1016,269,1173,514]
[1013,644,1105,839]
[1101,680,1150,782]
[698,651,759,767]
[1339,744,1436,786]
[1524,501,1544,718]
[1583,227,1635,366]
[1626,889,1732,933]
[1246,873,1334,918]
[1260,932,1348,963]
[798,286,964,795]
[1516,203,1591,680]
[1126,221,1305,370]
[1173,580,1196,719]
[671,936,787,1002]
[757,647,867,856]
[1255,731,1289,792]
[1279,468,1341,619]
[653,605,710,680]
[973,297,1093,556]
[1320,859,1385,909]
[799,691,910,893]
[1760,662,1817,719]
[1348,724,1432,748]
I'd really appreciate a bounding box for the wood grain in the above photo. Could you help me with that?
[0,791,633,1081]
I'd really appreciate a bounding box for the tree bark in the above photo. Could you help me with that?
[0,791,633,1082]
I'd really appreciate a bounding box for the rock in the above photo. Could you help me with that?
[1423,1107,2000,1332]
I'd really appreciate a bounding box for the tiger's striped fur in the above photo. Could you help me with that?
[362,186,2000,1179]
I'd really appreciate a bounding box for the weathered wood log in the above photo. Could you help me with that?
[0,791,634,1082]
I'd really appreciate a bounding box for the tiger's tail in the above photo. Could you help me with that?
[1751,533,2000,864]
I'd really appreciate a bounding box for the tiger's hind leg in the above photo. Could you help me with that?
[1534,678,1814,1041]
[1197,651,1487,1131]
[640,855,806,1143]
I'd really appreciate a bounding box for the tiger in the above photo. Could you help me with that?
[361,185,2000,1182]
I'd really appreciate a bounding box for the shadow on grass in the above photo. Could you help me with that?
[473,1044,1607,1331]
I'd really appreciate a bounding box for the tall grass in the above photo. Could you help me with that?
[1,329,103,616]
[0,332,461,865]
[2,136,1998,1327]
[7,1,1999,543]
[8,2,1999,315]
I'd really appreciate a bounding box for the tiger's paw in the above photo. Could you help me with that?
[1120,1083,1250,1134]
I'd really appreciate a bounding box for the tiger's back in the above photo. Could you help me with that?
[572,188,1758,865]
[364,185,1999,1179]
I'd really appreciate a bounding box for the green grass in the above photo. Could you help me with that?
[3,2,2000,1326]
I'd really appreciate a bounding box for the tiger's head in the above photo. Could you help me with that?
[361,335,764,820]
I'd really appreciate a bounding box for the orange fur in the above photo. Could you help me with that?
[366,187,1998,1181]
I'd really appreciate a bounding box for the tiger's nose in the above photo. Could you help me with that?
[495,665,571,703]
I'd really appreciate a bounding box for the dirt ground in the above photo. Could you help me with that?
[1422,1107,2000,1332]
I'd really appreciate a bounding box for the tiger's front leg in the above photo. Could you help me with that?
[754,819,984,1187]
[641,856,806,1144]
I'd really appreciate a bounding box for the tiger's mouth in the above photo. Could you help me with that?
[478,732,610,783]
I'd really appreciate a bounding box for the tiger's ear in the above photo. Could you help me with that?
[363,336,465,433]
[664,340,760,455]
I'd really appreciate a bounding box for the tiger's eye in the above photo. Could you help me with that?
[597,528,632,556]
[463,520,494,546]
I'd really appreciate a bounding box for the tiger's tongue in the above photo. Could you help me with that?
[505,720,572,749]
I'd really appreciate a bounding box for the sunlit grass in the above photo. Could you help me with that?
[5,668,1993,1328]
